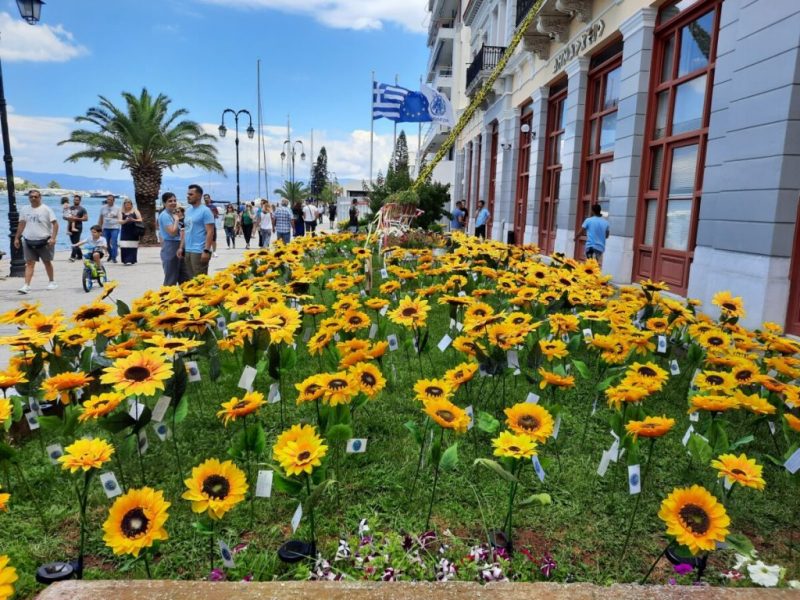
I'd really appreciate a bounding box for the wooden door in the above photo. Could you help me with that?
[539,84,567,255]
[487,121,499,239]
[513,106,533,244]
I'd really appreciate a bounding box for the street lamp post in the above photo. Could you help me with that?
[218,109,254,210]
[4,0,45,277]
[280,140,305,193]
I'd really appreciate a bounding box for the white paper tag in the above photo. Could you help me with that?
[449,318,457,330]
[682,425,695,446]
[219,540,235,568]
[582,328,593,341]
[532,455,546,482]
[238,366,257,391]
[291,503,303,533]
[379,306,388,317]
[46,444,64,465]
[456,321,464,332]
[608,439,620,462]
[561,333,570,344]
[216,316,226,330]
[437,334,453,352]
[628,464,641,495]
[471,272,478,281]
[256,470,273,498]
[597,451,611,477]
[346,438,368,454]
[657,335,667,354]
[723,476,733,491]
[28,397,43,416]
[152,422,170,441]
[610,429,620,442]
[552,415,562,439]
[526,392,539,404]
[768,369,778,378]
[380,268,388,280]
[25,411,40,430]
[268,383,281,404]
[369,323,378,340]
[387,334,399,352]
[768,421,776,435]
[99,472,122,498]
[186,361,202,382]
[137,430,149,455]
[785,448,800,474]
[359,289,367,297]
[457,291,467,297]
[591,397,598,416]
[303,328,313,343]
[507,350,519,369]
[151,396,171,423]
[466,405,474,431]
[128,399,145,421]
[689,412,699,423]
[670,360,680,375]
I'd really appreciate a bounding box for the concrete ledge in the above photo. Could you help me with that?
[35,580,800,599]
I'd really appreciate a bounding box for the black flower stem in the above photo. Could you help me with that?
[242,416,255,525]
[135,431,147,486]
[278,362,285,430]
[640,542,670,585]
[621,438,656,562]
[1,461,11,495]
[424,427,445,530]
[503,460,524,544]
[409,417,430,500]
[112,438,128,492]
[77,470,92,579]
[209,521,215,573]
[314,399,322,429]
[306,475,316,549]
[171,405,184,482]
[143,553,152,579]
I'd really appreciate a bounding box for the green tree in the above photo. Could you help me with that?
[47,180,60,189]
[274,180,309,204]
[310,146,329,198]
[58,88,223,243]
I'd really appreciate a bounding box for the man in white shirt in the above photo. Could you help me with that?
[302,199,318,235]
[13,189,59,293]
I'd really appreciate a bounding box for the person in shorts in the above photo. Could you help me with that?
[14,189,59,293]
[204,194,220,257]
[73,225,108,275]
[577,203,610,263]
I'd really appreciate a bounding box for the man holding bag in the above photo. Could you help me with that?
[13,189,59,293]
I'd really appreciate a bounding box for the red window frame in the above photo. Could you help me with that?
[513,103,533,244]
[538,80,567,255]
[487,121,499,239]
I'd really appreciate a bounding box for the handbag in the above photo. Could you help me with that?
[25,238,49,249]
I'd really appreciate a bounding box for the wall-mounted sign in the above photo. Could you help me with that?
[553,19,606,73]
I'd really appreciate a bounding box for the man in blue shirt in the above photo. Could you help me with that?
[178,184,215,279]
[578,204,610,263]
[158,192,184,285]
[450,201,465,232]
[475,200,490,238]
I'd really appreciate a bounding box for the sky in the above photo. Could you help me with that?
[0,0,432,198]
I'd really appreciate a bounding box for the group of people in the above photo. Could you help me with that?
[450,199,491,238]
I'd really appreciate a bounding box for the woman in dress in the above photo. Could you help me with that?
[119,198,142,265]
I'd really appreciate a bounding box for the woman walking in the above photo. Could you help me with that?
[241,202,255,249]
[119,198,142,265]
[223,204,238,249]
[258,201,274,248]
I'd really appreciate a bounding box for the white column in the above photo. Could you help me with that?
[494,109,521,242]
[525,87,549,245]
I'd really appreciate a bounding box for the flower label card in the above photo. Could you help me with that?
[723,476,733,491]
[784,448,800,474]
[46,444,64,465]
[291,503,303,533]
[608,439,620,462]
[186,361,202,382]
[268,383,281,404]
[582,328,593,341]
[28,398,42,416]
[532,456,546,482]
[380,268,389,280]
[465,405,474,430]
[561,333,570,344]
[457,291,467,297]
[597,450,611,477]
[99,472,122,498]
[256,470,273,498]
[128,399,145,421]
[387,335,399,352]
[591,397,598,416]
[628,464,641,495]
[526,392,539,404]
[507,350,519,369]
[657,336,668,354]
[152,422,170,442]
[216,316,226,331]
[369,323,378,340]
[219,540,235,569]
[379,306,389,316]
[151,396,171,423]
[303,328,313,343]
[437,334,453,352]
[552,416,562,439]
[238,366,257,392]
[768,421,776,435]
[670,360,680,375]
[682,425,695,446]
[346,438,368,454]
[25,410,40,431]
[689,412,699,422]
[137,430,149,455]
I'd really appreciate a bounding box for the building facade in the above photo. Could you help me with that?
[442,0,800,333]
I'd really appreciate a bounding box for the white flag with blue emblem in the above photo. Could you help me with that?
[421,85,455,126]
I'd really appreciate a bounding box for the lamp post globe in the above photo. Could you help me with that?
[218,108,254,210]
[16,0,43,24]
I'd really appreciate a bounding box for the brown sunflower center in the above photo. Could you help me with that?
[78,308,106,320]
[202,475,231,500]
[121,507,150,539]
[642,423,657,430]
[361,373,376,386]
[297,451,311,461]
[175,306,192,314]
[233,401,248,410]
[124,366,152,382]
[305,384,321,395]
[722,302,737,312]
[426,386,444,397]
[164,341,184,349]
[435,409,454,423]
[706,375,724,385]
[401,307,417,317]
[679,504,710,535]
[731,468,746,476]
[638,366,657,377]
[38,324,54,333]
[708,337,724,346]
[159,316,183,326]
[518,415,539,431]
[735,370,752,381]
[328,378,348,391]
[236,297,250,306]
[349,316,363,325]
[474,309,487,317]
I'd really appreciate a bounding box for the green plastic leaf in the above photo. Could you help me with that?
[729,434,755,451]
[725,533,755,558]
[280,345,297,373]
[268,344,281,380]
[245,423,267,456]
[191,520,214,536]
[518,493,552,507]
[173,396,189,424]
[571,359,590,379]
[687,433,713,465]
[116,299,131,317]
[476,411,500,434]
[439,443,458,470]
[473,458,517,483]
[169,357,188,406]
[430,434,442,468]
[305,478,335,512]
[98,411,137,435]
[595,376,616,392]
[272,471,304,496]
[404,420,423,447]
[0,442,16,461]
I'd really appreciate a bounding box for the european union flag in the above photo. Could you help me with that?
[398,91,433,123]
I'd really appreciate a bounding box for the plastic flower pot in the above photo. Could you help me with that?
[488,530,513,554]
[278,540,316,564]
[35,561,77,585]
[665,544,708,580]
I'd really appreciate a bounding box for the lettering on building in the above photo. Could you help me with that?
[553,20,605,73]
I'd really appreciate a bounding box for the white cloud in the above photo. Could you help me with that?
[198,0,429,32]
[0,12,88,62]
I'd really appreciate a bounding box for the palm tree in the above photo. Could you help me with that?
[59,88,224,243]
[273,181,308,204]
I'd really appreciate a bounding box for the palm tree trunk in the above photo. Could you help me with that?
[132,165,163,245]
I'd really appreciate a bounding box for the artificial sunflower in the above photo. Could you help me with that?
[58,327,96,347]
[0,555,18,600]
[658,485,730,555]
[58,438,115,473]
[349,362,386,398]
[423,398,470,433]
[606,383,651,409]
[182,458,248,520]
[539,339,568,361]
[388,295,430,329]
[625,416,675,440]
[272,424,328,477]
[100,350,173,397]
[0,368,26,394]
[72,301,112,326]
[145,335,205,358]
[733,390,776,415]
[504,402,554,443]
[41,371,94,404]
[103,487,170,557]
[492,430,538,460]
[712,291,746,319]
[320,371,359,406]
[694,370,737,394]
[294,374,327,405]
[710,453,765,491]
[414,378,454,403]
[537,368,575,390]
[217,391,266,426]
[785,413,800,433]
[341,310,371,333]
[0,487,8,512]
[444,362,478,387]
[307,330,333,355]
[624,362,669,392]
[0,399,9,424]
[78,392,125,422]
[367,341,389,360]
[690,394,739,414]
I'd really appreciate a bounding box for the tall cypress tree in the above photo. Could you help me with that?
[310,146,329,197]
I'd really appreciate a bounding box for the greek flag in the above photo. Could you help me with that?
[372,82,409,121]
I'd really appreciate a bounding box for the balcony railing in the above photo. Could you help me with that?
[516,0,536,26]
[465,44,505,92]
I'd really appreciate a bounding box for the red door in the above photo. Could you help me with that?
[539,83,567,255]
[473,136,482,223]
[487,122,499,239]
[633,0,721,293]
[786,198,800,336]
[513,105,533,244]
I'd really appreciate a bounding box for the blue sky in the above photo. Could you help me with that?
[1,0,431,197]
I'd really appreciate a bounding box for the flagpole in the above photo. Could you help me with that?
[393,74,398,168]
[369,70,375,184]
[257,59,262,200]
[418,75,423,178]
[310,128,314,184]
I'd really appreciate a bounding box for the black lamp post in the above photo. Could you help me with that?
[218,108,254,210]
[4,0,45,277]
[280,140,305,191]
